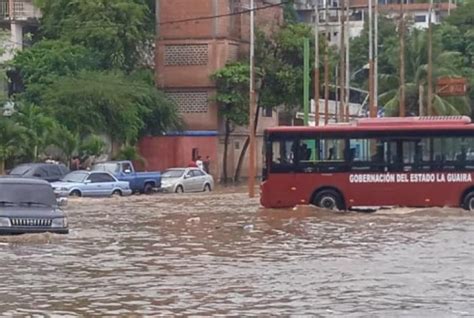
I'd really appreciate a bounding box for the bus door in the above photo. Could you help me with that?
[394,137,434,206]
[266,138,299,207]
[346,138,396,206]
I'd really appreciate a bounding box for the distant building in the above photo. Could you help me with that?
[0,0,40,62]
[294,0,456,48]
[139,0,283,180]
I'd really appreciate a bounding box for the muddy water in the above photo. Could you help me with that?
[0,189,473,316]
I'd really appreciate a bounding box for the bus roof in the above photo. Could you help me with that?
[266,116,474,133]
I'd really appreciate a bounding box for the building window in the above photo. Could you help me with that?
[164,44,209,66]
[414,15,427,23]
[166,91,209,113]
[262,106,272,117]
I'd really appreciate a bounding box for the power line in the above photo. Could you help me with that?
[158,1,289,26]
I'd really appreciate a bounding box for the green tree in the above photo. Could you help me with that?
[13,103,57,161]
[0,117,27,174]
[12,40,97,103]
[212,62,249,183]
[378,28,470,116]
[232,23,333,181]
[35,0,153,72]
[41,70,182,146]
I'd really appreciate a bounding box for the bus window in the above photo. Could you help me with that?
[320,139,344,162]
[299,139,318,162]
[433,137,474,170]
[318,138,346,172]
[348,139,387,171]
[401,138,431,171]
[270,139,296,172]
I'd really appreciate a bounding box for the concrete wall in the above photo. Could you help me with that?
[139,135,218,176]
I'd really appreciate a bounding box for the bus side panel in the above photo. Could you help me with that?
[260,174,298,208]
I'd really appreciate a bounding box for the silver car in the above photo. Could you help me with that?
[160,168,214,193]
[52,171,132,197]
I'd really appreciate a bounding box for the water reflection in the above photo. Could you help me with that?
[0,191,472,316]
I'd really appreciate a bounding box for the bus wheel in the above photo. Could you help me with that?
[462,191,474,211]
[313,190,344,211]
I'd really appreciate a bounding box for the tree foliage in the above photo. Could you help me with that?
[41,70,181,144]
[34,0,152,71]
[0,0,182,170]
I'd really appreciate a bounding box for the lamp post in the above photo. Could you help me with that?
[248,0,256,198]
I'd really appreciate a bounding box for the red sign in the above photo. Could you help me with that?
[436,77,467,96]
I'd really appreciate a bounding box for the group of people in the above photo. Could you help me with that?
[188,155,211,174]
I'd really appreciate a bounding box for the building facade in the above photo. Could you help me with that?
[140,0,283,180]
[294,0,456,48]
[0,0,40,62]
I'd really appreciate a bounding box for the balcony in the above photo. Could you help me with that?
[0,0,41,21]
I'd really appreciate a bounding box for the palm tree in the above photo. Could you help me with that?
[0,117,27,174]
[14,103,56,161]
[378,28,470,116]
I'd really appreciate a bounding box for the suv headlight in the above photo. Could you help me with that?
[51,217,68,228]
[0,217,11,227]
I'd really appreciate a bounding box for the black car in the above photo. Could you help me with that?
[9,163,70,182]
[0,177,69,235]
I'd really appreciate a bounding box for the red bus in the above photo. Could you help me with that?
[260,116,474,211]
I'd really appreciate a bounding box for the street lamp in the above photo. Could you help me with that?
[350,63,370,81]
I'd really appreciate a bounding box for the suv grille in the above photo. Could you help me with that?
[10,218,52,227]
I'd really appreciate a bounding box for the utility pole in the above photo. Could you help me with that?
[368,0,375,117]
[324,0,329,125]
[345,0,350,122]
[374,0,379,117]
[427,0,433,116]
[248,0,256,198]
[399,0,406,117]
[314,0,320,126]
[304,38,310,125]
[339,0,346,122]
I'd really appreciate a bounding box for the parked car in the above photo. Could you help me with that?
[52,171,132,197]
[92,161,161,194]
[0,177,68,235]
[9,163,69,182]
[160,168,214,193]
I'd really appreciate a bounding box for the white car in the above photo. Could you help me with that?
[160,168,214,193]
[52,171,132,197]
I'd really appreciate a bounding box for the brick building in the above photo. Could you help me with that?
[139,0,283,180]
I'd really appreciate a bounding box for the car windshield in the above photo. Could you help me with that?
[162,169,185,178]
[61,171,88,183]
[0,183,56,207]
[9,165,33,176]
[92,163,120,174]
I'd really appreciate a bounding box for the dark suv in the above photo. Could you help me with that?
[9,163,70,182]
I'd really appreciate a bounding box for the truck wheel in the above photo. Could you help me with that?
[462,190,474,211]
[312,190,344,211]
[143,183,153,195]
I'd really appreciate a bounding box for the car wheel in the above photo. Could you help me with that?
[112,190,122,197]
[462,191,474,211]
[203,183,211,192]
[143,183,154,195]
[175,185,184,193]
[312,190,344,211]
[70,190,82,197]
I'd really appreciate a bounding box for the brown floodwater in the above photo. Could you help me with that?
[0,188,473,316]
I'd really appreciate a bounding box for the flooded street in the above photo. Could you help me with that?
[0,188,473,316]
